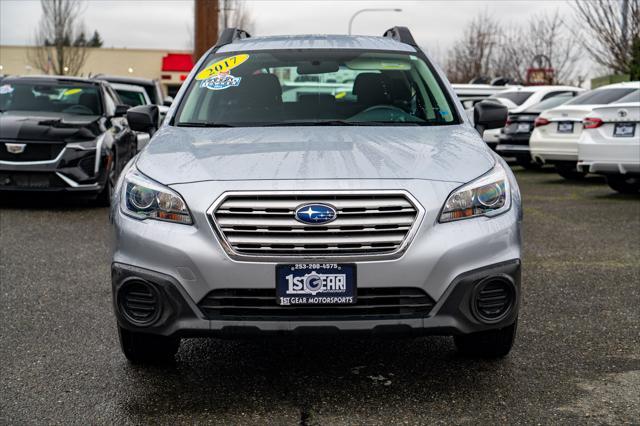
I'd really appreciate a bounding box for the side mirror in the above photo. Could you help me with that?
[163,96,174,107]
[473,100,508,134]
[126,105,159,136]
[113,104,130,117]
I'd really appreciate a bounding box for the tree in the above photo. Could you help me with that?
[493,11,583,85]
[573,0,640,75]
[218,0,253,34]
[27,0,93,75]
[88,30,104,48]
[445,12,500,83]
[630,36,640,80]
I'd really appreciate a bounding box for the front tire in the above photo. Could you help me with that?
[606,175,640,194]
[118,326,180,364]
[555,162,586,180]
[454,320,517,358]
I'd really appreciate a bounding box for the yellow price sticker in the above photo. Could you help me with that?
[63,88,83,96]
[195,54,250,80]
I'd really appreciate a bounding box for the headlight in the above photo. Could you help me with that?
[121,167,193,224]
[439,162,510,223]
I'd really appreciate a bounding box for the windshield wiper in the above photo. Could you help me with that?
[176,122,236,127]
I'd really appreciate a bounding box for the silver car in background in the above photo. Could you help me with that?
[112,27,520,364]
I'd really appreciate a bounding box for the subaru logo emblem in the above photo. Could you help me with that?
[5,143,26,154]
[294,203,337,225]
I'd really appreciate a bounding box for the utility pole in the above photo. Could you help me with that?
[194,0,219,60]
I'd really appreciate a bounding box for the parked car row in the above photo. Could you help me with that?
[0,74,170,202]
[455,81,640,194]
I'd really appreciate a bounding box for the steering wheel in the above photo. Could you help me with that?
[360,105,406,115]
[63,104,94,115]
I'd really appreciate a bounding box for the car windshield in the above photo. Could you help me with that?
[490,91,533,106]
[565,87,637,105]
[175,50,457,126]
[116,88,147,107]
[613,89,640,104]
[0,81,102,115]
[527,95,573,113]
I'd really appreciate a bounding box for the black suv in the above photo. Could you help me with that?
[0,76,141,204]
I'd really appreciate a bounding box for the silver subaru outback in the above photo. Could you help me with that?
[111,27,520,363]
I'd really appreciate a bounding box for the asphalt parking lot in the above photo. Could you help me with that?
[1,166,639,425]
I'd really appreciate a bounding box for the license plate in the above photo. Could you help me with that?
[557,121,574,133]
[614,123,635,137]
[516,123,530,133]
[276,264,356,305]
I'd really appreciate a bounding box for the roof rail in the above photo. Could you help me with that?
[382,26,417,47]
[215,27,251,48]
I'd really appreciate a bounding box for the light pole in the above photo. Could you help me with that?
[348,8,402,35]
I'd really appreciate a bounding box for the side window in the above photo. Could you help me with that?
[541,91,571,101]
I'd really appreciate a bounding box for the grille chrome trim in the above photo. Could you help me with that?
[207,190,425,261]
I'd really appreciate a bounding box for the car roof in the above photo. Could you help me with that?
[496,85,582,94]
[1,75,102,85]
[94,75,157,85]
[596,81,640,90]
[217,34,417,53]
[109,82,147,92]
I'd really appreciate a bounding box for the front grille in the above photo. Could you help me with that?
[117,280,161,325]
[0,172,66,189]
[211,192,421,257]
[0,141,65,162]
[198,287,435,320]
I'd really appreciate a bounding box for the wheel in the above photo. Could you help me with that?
[516,156,541,170]
[118,326,180,364]
[454,320,517,358]
[95,155,116,206]
[606,175,640,194]
[555,162,586,180]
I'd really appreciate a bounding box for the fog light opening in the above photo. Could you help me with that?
[117,278,162,326]
[471,276,515,323]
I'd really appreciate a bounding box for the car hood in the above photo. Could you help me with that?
[0,111,104,142]
[136,125,494,184]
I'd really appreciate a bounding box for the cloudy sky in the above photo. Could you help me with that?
[1,0,575,55]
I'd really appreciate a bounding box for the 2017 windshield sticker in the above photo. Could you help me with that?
[195,54,249,81]
[201,72,241,91]
[0,84,14,95]
[63,88,83,96]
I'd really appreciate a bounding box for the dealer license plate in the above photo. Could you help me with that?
[613,123,636,137]
[557,121,574,133]
[276,264,356,305]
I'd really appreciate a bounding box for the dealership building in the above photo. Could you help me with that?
[0,45,194,97]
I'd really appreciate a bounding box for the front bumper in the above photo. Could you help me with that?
[111,175,522,337]
[0,145,109,193]
[112,260,521,337]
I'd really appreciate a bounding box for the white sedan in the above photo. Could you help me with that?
[483,85,583,148]
[529,81,639,180]
[577,95,639,193]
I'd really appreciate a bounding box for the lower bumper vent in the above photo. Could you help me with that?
[198,287,435,321]
[117,280,161,325]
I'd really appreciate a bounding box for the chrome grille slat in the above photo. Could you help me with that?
[210,191,422,259]
[219,198,413,210]
[216,207,416,215]
[217,214,415,227]
[221,226,411,234]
